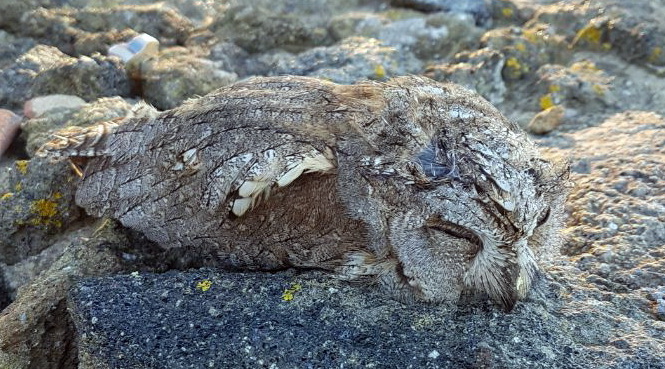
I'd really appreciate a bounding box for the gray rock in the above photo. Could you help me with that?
[426,48,507,104]
[534,61,616,116]
[263,37,422,84]
[17,4,194,55]
[0,31,36,69]
[0,158,80,265]
[0,45,130,110]
[0,221,160,369]
[390,0,492,26]
[137,48,237,110]
[558,111,665,294]
[330,11,483,61]
[210,4,333,53]
[68,265,665,369]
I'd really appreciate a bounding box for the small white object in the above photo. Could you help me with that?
[108,33,160,64]
[428,350,440,359]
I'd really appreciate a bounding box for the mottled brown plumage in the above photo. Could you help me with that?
[38,76,569,310]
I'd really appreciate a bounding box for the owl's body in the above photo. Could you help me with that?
[39,76,568,310]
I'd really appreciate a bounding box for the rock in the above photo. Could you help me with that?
[425,48,507,104]
[389,0,491,26]
[533,0,665,68]
[0,158,80,265]
[481,24,570,82]
[16,4,194,56]
[0,30,37,69]
[330,11,482,61]
[263,37,422,84]
[527,105,565,134]
[0,110,21,157]
[68,266,665,368]
[535,61,616,113]
[24,94,86,119]
[137,48,237,110]
[554,112,665,292]
[210,4,333,53]
[0,45,130,110]
[0,221,160,369]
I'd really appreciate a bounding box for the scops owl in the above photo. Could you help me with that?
[38,76,569,310]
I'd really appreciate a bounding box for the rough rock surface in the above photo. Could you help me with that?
[0,45,130,110]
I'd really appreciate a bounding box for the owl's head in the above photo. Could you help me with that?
[337,79,569,310]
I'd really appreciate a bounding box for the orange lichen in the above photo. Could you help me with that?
[1,193,13,200]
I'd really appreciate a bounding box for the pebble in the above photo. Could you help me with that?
[0,109,21,157]
[23,94,86,118]
[527,105,565,134]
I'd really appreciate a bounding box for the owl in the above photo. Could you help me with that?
[38,76,569,310]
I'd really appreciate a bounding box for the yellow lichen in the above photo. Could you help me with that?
[515,43,527,53]
[282,283,302,302]
[648,47,662,63]
[1,193,13,200]
[592,84,606,96]
[501,7,514,17]
[523,30,539,44]
[374,64,386,79]
[196,279,213,292]
[573,24,612,50]
[539,94,556,110]
[28,196,62,227]
[504,57,529,79]
[548,84,561,93]
[15,160,29,175]
[570,60,600,73]
[14,183,22,191]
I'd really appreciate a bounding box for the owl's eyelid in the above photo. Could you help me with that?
[536,207,551,228]
[427,219,482,246]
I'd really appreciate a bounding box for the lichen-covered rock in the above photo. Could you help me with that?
[17,4,194,55]
[425,48,506,104]
[330,11,482,61]
[0,159,80,265]
[533,0,665,68]
[390,0,491,26]
[263,37,422,83]
[68,265,665,369]
[210,4,333,54]
[0,222,156,369]
[137,48,237,110]
[481,24,569,82]
[0,45,130,110]
[534,61,616,115]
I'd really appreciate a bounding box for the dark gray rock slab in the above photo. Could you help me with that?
[69,267,665,369]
